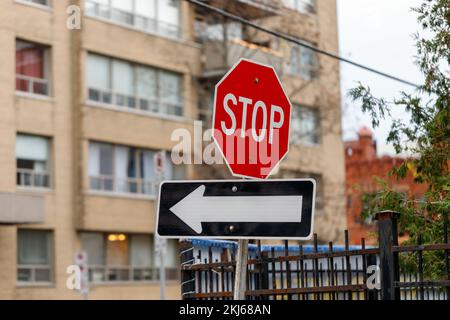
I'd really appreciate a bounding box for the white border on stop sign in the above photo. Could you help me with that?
[211,58,293,180]
[155,178,316,240]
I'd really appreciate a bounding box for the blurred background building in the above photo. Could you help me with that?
[0,0,345,299]
[345,127,427,245]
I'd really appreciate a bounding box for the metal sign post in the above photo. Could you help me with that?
[156,236,166,300]
[154,151,166,300]
[233,239,249,300]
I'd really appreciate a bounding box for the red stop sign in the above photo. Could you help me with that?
[212,59,292,179]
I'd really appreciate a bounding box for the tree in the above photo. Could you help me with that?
[349,0,449,278]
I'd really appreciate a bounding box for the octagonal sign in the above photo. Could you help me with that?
[212,59,292,179]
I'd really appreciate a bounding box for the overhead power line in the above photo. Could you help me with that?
[186,0,420,88]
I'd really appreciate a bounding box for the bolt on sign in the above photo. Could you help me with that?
[212,58,292,179]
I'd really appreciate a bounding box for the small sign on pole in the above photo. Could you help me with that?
[154,151,165,175]
[74,251,89,300]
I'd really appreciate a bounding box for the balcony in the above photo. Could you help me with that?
[88,266,178,283]
[17,169,51,189]
[201,38,284,77]
[197,0,281,19]
[0,192,45,224]
[16,74,49,96]
[89,175,157,197]
[88,87,183,117]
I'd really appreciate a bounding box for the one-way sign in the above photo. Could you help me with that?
[156,179,316,239]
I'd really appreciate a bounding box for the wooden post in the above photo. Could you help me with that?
[233,239,249,300]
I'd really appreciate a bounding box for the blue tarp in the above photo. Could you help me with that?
[188,238,371,253]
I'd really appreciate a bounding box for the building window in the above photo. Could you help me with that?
[16,134,51,188]
[283,0,315,14]
[291,105,320,145]
[87,54,183,117]
[89,142,185,195]
[17,0,51,7]
[81,232,179,283]
[16,40,50,96]
[17,229,53,284]
[286,43,317,80]
[85,0,181,39]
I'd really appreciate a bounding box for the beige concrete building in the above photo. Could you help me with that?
[0,0,345,299]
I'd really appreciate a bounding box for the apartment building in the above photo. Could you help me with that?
[0,0,345,299]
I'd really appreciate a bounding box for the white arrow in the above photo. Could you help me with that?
[169,185,303,234]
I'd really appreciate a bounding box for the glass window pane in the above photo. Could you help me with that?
[111,0,133,12]
[159,72,181,104]
[136,66,156,100]
[283,0,296,10]
[111,0,133,25]
[292,106,319,144]
[165,240,178,268]
[106,234,129,266]
[158,0,180,26]
[87,54,110,90]
[142,150,155,180]
[89,142,100,176]
[16,134,49,162]
[130,235,152,267]
[16,40,45,79]
[288,46,301,75]
[112,60,134,95]
[114,146,129,193]
[99,143,113,175]
[80,233,105,266]
[135,0,156,18]
[18,230,51,265]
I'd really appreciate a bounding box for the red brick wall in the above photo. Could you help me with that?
[345,128,427,244]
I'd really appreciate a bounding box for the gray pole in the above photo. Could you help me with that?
[159,242,166,300]
[154,152,166,300]
[233,239,249,300]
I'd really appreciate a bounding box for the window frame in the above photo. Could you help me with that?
[291,105,321,146]
[17,229,54,286]
[286,43,318,80]
[15,0,52,10]
[84,0,182,40]
[80,232,179,284]
[88,142,181,197]
[15,39,51,97]
[283,0,315,14]
[16,134,52,190]
[86,53,184,118]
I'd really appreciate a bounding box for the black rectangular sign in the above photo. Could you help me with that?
[156,179,316,239]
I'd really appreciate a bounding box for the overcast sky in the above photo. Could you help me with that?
[337,0,423,155]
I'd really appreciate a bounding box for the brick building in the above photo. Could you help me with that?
[0,0,345,299]
[345,127,427,244]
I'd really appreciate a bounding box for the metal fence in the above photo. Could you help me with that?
[180,211,450,300]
